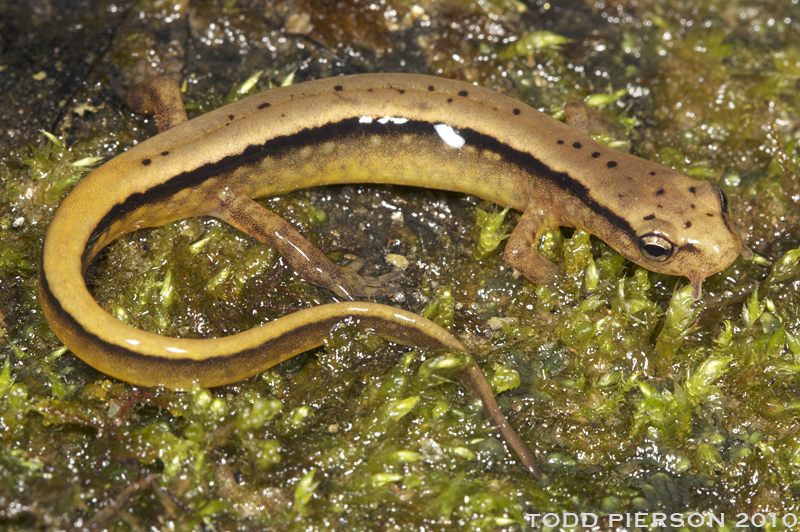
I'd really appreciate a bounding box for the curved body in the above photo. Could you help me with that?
[40,73,746,388]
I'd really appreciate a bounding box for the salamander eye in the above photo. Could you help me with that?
[638,233,674,262]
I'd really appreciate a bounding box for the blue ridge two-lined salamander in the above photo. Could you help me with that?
[39,73,751,478]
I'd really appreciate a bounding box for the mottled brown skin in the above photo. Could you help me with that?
[39,73,749,478]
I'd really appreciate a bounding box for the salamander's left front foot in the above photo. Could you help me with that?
[504,207,561,286]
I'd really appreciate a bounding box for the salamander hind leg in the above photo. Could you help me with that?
[127,75,189,133]
[212,186,402,300]
[504,207,560,286]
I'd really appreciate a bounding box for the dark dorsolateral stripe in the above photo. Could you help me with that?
[40,253,345,370]
[90,116,636,254]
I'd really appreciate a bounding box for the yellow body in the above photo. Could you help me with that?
[40,71,749,384]
[39,74,749,475]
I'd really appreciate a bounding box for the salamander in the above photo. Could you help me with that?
[38,73,751,478]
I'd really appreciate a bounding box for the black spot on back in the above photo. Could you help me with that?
[397,89,405,94]
[706,213,714,217]
[557,140,565,145]
[161,151,169,156]
[684,221,692,228]
[513,108,521,115]
[689,186,696,194]
[573,142,582,149]
[428,85,435,91]
[258,102,271,109]
[229,114,235,120]
[649,171,656,176]
[334,85,344,92]
[655,188,665,196]
[447,98,453,103]
[607,161,618,168]
[592,152,600,158]
[643,214,656,220]
[142,159,151,166]
[691,204,696,209]
[458,90,468,97]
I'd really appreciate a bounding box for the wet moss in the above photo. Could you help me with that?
[2,0,800,529]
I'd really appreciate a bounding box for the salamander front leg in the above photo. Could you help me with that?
[504,207,560,286]
[212,186,401,300]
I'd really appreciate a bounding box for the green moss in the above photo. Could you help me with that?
[421,286,456,329]
[654,284,701,371]
[472,205,511,260]
[4,0,800,528]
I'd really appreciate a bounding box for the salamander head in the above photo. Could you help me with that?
[623,179,749,299]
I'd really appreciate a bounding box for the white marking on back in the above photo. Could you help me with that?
[378,116,410,125]
[434,124,465,149]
